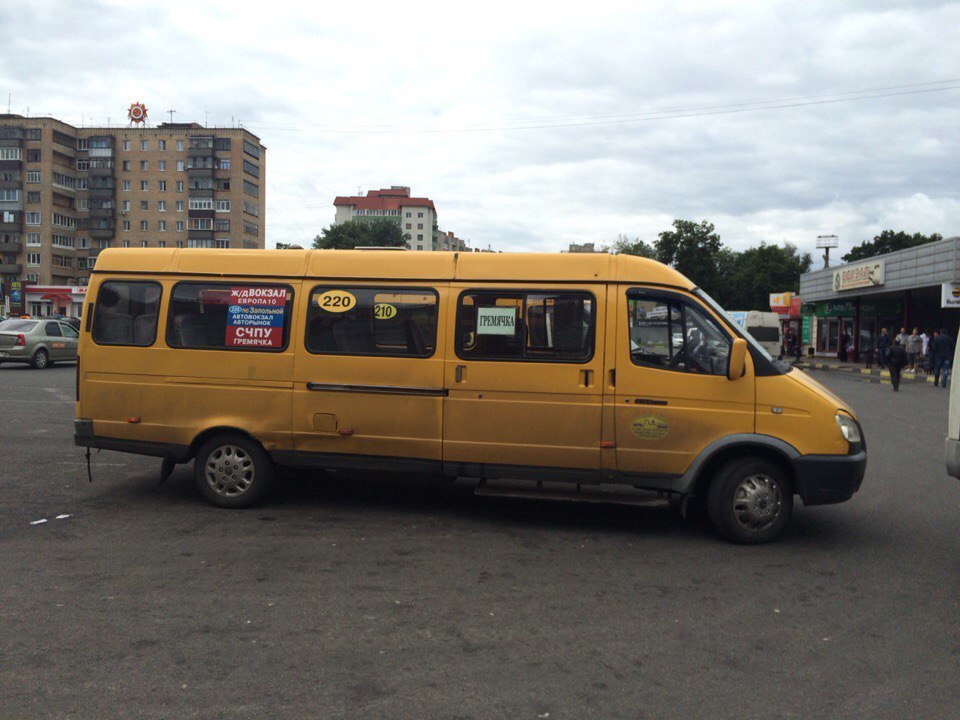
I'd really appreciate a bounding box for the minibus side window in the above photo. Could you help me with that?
[628,294,730,375]
[457,290,595,362]
[91,280,162,346]
[166,282,293,351]
[304,286,438,357]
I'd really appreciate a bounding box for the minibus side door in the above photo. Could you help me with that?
[612,286,755,480]
[291,283,447,466]
[443,284,605,476]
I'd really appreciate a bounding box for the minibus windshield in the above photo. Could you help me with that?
[695,289,789,373]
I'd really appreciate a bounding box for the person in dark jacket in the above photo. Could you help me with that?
[876,327,890,369]
[887,341,907,391]
[838,331,850,362]
[933,328,954,388]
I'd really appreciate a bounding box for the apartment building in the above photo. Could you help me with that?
[333,186,439,251]
[0,114,265,314]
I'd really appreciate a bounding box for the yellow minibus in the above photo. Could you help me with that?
[75,249,866,543]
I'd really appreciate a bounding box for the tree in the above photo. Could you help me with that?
[312,219,408,249]
[606,234,657,259]
[841,230,943,263]
[721,243,812,310]
[274,242,303,250]
[655,219,723,297]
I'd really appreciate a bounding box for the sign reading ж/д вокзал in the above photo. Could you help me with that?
[833,260,885,292]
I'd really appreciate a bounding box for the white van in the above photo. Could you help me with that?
[727,311,783,358]
[944,338,959,478]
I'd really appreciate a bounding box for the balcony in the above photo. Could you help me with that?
[0,262,22,274]
[88,165,114,177]
[0,218,22,232]
[188,187,214,199]
[0,199,22,212]
[187,165,214,178]
[89,186,114,199]
[89,206,114,219]
[90,227,114,240]
[0,240,23,253]
[0,137,24,149]
[188,229,214,241]
[0,160,23,171]
[87,147,113,158]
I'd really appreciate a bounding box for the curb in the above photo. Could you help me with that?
[794,362,940,384]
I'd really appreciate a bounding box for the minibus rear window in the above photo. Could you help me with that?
[166,282,293,351]
[305,286,438,357]
[91,281,162,346]
[746,326,780,342]
[457,290,595,362]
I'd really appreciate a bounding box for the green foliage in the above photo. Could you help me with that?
[655,219,723,298]
[609,220,814,310]
[607,234,657,259]
[841,230,943,263]
[312,220,408,250]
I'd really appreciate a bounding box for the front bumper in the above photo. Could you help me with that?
[945,437,960,479]
[791,449,867,506]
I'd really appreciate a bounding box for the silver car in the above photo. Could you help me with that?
[0,318,79,368]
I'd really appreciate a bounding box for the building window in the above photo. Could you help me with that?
[158,180,167,192]
[122,240,130,247]
[417,223,423,229]
[76,158,90,171]
[123,140,131,151]
[77,237,90,249]
[26,171,41,183]
[189,198,213,210]
[188,218,213,231]
[140,220,148,231]
[122,160,130,171]
[26,253,41,265]
[122,180,130,191]
[215,199,231,212]
[158,240,166,247]
[243,140,260,158]
[158,160,166,171]
[242,201,258,217]
[141,180,148,191]
[215,219,230,232]
[218,158,231,170]
[214,239,230,248]
[122,220,130,231]
[243,180,258,198]
[418,212,424,218]
[76,198,88,211]
[176,201,184,212]
[242,160,259,178]
[158,200,166,212]
[26,129,41,141]
[215,137,231,151]
[0,189,21,202]
[26,233,40,246]
[0,148,22,160]
[140,200,149,211]
[217,180,230,191]
[243,221,258,236]
[176,221,184,232]
[405,223,411,229]
[176,161,185,172]
[176,181,184,193]
[26,149,41,162]
[140,140,148,151]
[121,200,130,211]
[26,191,40,203]
[140,160,148,171]
[159,220,166,231]
[25,212,41,225]
[417,234,423,241]
[158,140,166,151]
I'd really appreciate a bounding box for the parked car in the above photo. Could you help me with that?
[0,318,79,368]
[62,317,82,332]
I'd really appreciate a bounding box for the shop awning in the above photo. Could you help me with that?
[39,293,72,302]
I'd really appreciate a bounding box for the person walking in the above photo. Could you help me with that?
[876,327,890,369]
[895,326,909,348]
[888,340,907,392]
[785,327,798,362]
[906,327,922,372]
[838,331,850,362]
[933,327,954,388]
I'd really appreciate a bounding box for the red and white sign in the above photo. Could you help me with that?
[225,285,287,348]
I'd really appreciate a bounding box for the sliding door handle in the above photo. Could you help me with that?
[579,369,593,387]
[455,364,466,382]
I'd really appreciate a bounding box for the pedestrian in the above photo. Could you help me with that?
[888,340,907,392]
[933,327,954,388]
[927,329,938,380]
[838,331,850,362]
[895,326,909,347]
[906,327,922,372]
[876,327,890,369]
[785,327,798,362]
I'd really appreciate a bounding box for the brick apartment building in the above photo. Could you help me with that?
[0,114,266,316]
[333,186,444,251]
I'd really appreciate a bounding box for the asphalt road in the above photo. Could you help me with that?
[1,363,958,720]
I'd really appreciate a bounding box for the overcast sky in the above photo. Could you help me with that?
[2,0,958,262]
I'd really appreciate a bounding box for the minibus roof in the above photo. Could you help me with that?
[91,248,695,289]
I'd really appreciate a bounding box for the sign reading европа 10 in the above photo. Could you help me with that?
[833,260,885,292]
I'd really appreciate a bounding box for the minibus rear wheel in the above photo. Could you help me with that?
[195,433,274,508]
[707,457,793,544]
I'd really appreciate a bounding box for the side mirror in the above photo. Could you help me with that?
[727,338,747,381]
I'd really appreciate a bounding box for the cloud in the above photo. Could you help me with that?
[1,0,957,259]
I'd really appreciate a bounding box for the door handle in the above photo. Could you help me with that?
[455,364,466,382]
[580,369,593,387]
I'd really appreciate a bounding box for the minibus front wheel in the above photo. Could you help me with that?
[195,432,275,508]
[707,457,793,544]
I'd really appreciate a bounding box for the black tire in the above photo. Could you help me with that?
[32,349,49,369]
[194,433,275,508]
[707,457,793,544]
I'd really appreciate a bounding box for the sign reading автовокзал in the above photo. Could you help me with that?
[833,260,885,292]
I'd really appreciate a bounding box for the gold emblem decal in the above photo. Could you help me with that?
[631,415,669,440]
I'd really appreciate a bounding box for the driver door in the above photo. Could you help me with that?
[612,287,755,478]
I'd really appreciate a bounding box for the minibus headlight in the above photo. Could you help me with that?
[835,413,861,444]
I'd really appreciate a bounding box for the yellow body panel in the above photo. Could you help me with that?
[77,249,856,480]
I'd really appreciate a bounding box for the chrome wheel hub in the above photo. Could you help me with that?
[205,445,254,498]
[732,473,783,531]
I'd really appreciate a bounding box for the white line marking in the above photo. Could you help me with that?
[30,518,48,525]
[55,514,71,520]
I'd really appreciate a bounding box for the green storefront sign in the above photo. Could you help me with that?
[803,298,903,319]
[801,316,811,344]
